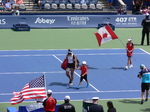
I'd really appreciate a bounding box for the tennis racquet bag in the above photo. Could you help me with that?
[61,59,68,70]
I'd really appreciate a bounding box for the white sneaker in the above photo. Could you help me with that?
[68,83,73,86]
[129,64,133,68]
[124,66,128,70]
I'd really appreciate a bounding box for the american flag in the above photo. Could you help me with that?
[10,75,47,105]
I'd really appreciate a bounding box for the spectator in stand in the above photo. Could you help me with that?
[11,6,19,15]
[117,5,124,15]
[16,0,23,5]
[4,0,11,10]
[132,0,143,7]
[132,0,143,14]
[80,0,85,4]
[134,0,142,14]
[142,6,149,15]
[0,0,5,12]
[143,0,150,7]
[38,0,53,8]
[148,6,150,12]
[107,0,113,9]
[10,0,16,5]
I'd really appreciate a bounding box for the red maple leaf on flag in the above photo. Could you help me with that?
[94,25,118,46]
[102,32,108,38]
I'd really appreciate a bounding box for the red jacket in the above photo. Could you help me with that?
[44,97,56,112]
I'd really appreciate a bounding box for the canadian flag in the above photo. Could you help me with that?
[94,25,118,46]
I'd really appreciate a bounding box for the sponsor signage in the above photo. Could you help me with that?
[0,15,146,29]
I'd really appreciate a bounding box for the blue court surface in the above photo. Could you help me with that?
[0,48,150,103]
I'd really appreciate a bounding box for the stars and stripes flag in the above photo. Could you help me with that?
[10,75,47,105]
[94,25,118,46]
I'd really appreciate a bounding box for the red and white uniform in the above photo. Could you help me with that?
[80,66,88,75]
[44,97,56,112]
[126,43,134,57]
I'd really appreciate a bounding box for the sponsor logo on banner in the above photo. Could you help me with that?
[0,19,6,25]
[35,18,55,24]
[67,16,89,25]
[115,17,137,25]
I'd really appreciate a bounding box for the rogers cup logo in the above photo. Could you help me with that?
[35,18,55,24]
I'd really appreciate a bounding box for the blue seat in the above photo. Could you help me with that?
[69,0,80,4]
[90,0,98,4]
[53,0,60,4]
[45,0,53,4]
[75,0,80,4]
[85,0,90,5]
[69,0,75,4]
[59,0,68,4]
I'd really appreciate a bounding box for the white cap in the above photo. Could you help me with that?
[47,90,52,94]
[128,38,132,41]
[146,13,149,16]
[64,95,70,100]
[82,61,86,64]
[92,97,99,100]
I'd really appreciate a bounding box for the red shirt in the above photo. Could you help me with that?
[126,42,134,56]
[80,65,88,75]
[44,97,56,112]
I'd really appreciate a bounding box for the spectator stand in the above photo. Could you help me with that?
[12,3,26,11]
[0,0,5,12]
[38,0,103,11]
[112,0,128,15]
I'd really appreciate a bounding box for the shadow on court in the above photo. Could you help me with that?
[119,99,140,104]
[111,67,126,70]
[140,108,150,112]
[134,44,148,46]
[67,86,87,90]
[48,82,68,87]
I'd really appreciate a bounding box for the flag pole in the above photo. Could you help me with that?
[36,73,47,103]
[44,72,47,92]
[118,38,126,48]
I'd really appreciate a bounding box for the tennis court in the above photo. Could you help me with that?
[0,28,150,112]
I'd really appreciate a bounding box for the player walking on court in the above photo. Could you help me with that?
[137,64,150,104]
[76,61,89,89]
[65,49,78,85]
[125,38,134,69]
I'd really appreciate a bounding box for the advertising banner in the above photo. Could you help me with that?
[0,15,145,29]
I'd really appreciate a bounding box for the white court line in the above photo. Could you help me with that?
[0,48,142,52]
[0,71,65,75]
[0,97,143,104]
[0,53,146,57]
[53,54,101,92]
[139,48,150,55]
[0,90,140,95]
